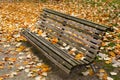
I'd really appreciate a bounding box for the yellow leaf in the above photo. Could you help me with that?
[109,51,115,57]
[105,59,112,64]
[41,67,50,72]
[51,38,58,44]
[116,44,120,49]
[99,69,105,73]
[8,65,13,70]
[16,46,25,52]
[32,69,38,73]
[74,53,84,60]
[0,77,3,80]
[102,73,108,80]
[23,61,29,65]
[38,30,43,36]
[8,58,17,62]
[0,65,4,69]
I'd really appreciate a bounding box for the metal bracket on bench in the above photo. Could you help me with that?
[90,64,97,73]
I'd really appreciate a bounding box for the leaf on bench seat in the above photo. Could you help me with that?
[74,53,85,60]
[38,30,43,36]
[51,38,58,44]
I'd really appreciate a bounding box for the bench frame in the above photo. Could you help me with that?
[21,8,113,74]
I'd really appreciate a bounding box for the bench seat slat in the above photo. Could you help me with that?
[30,33,77,67]
[21,31,71,74]
[24,30,74,68]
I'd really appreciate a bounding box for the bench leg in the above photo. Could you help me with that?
[90,64,97,73]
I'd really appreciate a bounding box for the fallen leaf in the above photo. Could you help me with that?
[41,72,47,76]
[24,69,30,73]
[27,72,33,77]
[15,42,22,47]
[109,51,116,57]
[0,62,5,66]
[105,59,112,64]
[8,58,17,62]
[107,76,113,80]
[102,73,108,80]
[88,69,94,76]
[81,70,89,76]
[18,66,25,71]
[35,76,42,80]
[74,53,84,60]
[38,30,43,36]
[110,72,117,75]
[51,38,58,44]
[3,57,9,61]
[0,65,4,69]
[23,61,29,65]
[0,77,3,80]
[99,69,106,73]
[41,67,50,72]
[16,46,25,52]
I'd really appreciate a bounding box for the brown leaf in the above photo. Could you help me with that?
[8,58,17,62]
[0,61,5,66]
[109,51,116,57]
[4,57,9,61]
[0,65,4,69]
[88,69,94,76]
[102,73,108,80]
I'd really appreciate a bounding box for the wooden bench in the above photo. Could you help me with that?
[21,8,113,74]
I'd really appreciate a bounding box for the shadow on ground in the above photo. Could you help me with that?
[23,41,99,80]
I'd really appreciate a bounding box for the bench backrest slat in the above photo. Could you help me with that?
[44,12,103,34]
[41,16,101,48]
[36,9,112,65]
[43,9,109,31]
[42,13,102,40]
[39,19,98,62]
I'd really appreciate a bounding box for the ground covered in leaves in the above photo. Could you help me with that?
[0,0,120,80]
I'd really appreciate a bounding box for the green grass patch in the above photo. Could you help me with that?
[108,42,116,47]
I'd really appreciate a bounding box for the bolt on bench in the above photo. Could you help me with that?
[21,9,113,74]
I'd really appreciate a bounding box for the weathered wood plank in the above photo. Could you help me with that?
[43,9,111,31]
[21,31,71,73]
